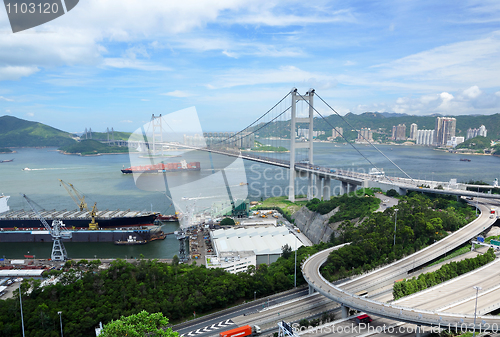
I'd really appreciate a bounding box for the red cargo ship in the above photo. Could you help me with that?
[121,160,200,174]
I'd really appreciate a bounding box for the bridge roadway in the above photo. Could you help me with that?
[302,198,500,331]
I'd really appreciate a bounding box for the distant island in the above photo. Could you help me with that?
[0,115,76,147]
[249,141,289,153]
[59,139,130,156]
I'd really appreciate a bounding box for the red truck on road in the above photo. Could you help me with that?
[219,325,261,337]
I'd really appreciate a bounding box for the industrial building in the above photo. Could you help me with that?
[208,225,303,272]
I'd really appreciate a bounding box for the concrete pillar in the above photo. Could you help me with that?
[307,172,313,201]
[341,181,348,195]
[415,326,423,337]
[341,304,349,318]
[308,285,315,295]
[323,177,331,200]
[348,183,357,194]
[315,175,323,199]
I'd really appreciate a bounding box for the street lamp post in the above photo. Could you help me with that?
[294,238,297,288]
[393,209,399,248]
[19,285,25,337]
[254,291,256,301]
[473,286,482,337]
[58,311,63,337]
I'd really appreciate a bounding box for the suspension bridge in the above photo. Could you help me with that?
[129,88,500,201]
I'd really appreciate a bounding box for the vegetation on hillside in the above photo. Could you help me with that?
[320,192,475,281]
[305,189,380,223]
[0,243,331,337]
[59,139,129,155]
[393,248,495,300]
[251,141,288,152]
[0,115,76,147]
[83,131,132,141]
[0,148,12,153]
[455,136,491,150]
[250,112,500,141]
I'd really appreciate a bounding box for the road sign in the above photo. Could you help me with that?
[491,240,500,246]
[477,236,485,243]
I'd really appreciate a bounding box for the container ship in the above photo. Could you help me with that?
[0,194,156,230]
[121,160,200,174]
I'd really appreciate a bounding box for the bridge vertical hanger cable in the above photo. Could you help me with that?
[210,92,291,148]
[294,91,397,184]
[314,92,415,183]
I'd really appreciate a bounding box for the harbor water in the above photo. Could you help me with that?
[0,144,498,259]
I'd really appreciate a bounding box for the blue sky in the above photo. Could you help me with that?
[1,0,500,133]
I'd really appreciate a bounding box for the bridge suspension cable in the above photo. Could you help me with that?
[309,91,415,184]
[210,91,292,147]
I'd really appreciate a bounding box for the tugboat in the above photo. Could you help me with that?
[114,235,147,245]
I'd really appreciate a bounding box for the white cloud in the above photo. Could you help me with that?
[26,112,34,117]
[0,66,39,81]
[462,85,482,99]
[5,110,11,113]
[120,120,133,123]
[384,86,500,116]
[102,58,171,71]
[161,90,192,98]
[0,96,14,102]
[373,31,500,88]
[207,65,337,89]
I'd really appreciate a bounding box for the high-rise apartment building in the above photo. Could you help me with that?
[357,128,373,142]
[416,130,435,146]
[409,123,418,140]
[466,125,487,140]
[331,127,343,139]
[392,124,406,141]
[434,117,456,146]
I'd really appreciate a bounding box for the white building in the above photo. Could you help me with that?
[210,226,303,266]
[447,136,465,148]
[205,251,256,274]
[467,125,488,140]
[416,130,435,146]
[409,123,418,140]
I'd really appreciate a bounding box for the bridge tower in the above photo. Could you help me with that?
[151,114,163,154]
[288,88,315,202]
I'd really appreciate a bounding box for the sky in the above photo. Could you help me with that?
[1,0,500,133]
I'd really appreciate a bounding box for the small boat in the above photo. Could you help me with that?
[114,235,147,245]
[460,158,471,162]
[22,167,31,171]
[239,182,248,186]
[0,159,13,163]
[156,214,178,221]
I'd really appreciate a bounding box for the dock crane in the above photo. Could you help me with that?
[21,194,71,261]
[59,179,99,230]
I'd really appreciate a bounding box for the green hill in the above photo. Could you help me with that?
[456,136,491,150]
[252,112,500,141]
[59,139,130,156]
[84,131,132,141]
[0,115,76,147]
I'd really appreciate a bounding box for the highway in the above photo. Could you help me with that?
[174,288,309,337]
[302,198,500,330]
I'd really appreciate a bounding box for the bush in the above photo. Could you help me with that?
[220,217,235,226]
[386,189,399,197]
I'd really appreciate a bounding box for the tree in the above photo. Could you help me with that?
[281,244,292,259]
[220,217,235,226]
[99,310,177,337]
[386,189,399,197]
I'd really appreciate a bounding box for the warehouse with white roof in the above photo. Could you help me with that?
[210,226,304,265]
